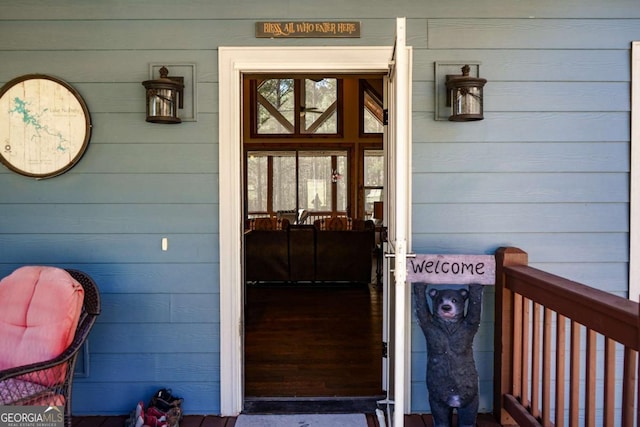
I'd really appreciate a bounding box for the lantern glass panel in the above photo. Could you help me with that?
[452,87,483,117]
[148,88,177,118]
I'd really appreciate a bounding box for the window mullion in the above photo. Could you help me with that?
[331,156,338,215]
[295,151,300,214]
[267,156,274,216]
[295,79,303,135]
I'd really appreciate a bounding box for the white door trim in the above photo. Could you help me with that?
[630,41,640,302]
[218,45,399,416]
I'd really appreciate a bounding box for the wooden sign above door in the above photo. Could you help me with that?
[256,21,360,38]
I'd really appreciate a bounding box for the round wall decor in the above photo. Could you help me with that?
[0,74,91,178]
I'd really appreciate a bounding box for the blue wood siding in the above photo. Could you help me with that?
[0,0,637,416]
[410,7,636,415]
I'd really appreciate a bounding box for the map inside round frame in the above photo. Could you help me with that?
[0,74,91,179]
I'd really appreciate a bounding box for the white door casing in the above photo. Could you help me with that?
[218,36,412,416]
[630,41,640,302]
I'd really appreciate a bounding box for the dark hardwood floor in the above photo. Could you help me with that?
[244,283,384,403]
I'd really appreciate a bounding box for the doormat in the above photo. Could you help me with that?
[235,413,367,427]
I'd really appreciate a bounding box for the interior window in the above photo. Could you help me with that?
[302,78,338,134]
[254,77,341,136]
[256,78,295,134]
[244,73,384,220]
[364,150,384,219]
[247,150,348,222]
[362,80,384,134]
[246,153,268,214]
[272,152,297,211]
[298,153,331,211]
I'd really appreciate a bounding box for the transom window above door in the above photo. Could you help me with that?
[247,74,384,138]
[254,77,340,135]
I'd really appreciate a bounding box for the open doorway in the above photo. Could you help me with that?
[218,41,412,418]
[242,74,386,412]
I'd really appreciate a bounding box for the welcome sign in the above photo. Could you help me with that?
[407,254,496,285]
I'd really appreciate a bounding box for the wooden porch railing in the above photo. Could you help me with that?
[493,247,640,427]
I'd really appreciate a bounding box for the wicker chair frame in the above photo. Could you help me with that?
[0,269,101,427]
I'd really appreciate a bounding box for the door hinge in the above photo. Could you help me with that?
[383,109,389,126]
[382,341,388,358]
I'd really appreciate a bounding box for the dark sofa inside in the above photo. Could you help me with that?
[245,218,375,284]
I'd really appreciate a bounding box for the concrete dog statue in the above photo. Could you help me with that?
[413,283,483,427]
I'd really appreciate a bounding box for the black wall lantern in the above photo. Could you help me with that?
[142,66,184,124]
[445,64,487,121]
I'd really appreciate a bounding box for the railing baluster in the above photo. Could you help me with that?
[531,302,541,419]
[542,307,552,426]
[603,337,616,426]
[621,348,637,427]
[522,297,531,410]
[585,329,597,427]
[569,320,580,427]
[555,313,566,427]
[513,292,523,399]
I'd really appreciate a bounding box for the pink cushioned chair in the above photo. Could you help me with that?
[0,266,101,427]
